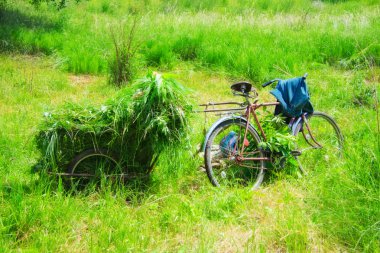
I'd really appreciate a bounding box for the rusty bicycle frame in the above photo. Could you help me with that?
[198,93,322,165]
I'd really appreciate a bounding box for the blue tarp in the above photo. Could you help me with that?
[270,77,314,118]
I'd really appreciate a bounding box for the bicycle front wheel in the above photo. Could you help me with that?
[204,119,265,190]
[293,111,343,174]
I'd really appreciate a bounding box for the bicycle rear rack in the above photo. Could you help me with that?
[193,101,246,113]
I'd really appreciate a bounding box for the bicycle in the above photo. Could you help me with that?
[200,74,343,190]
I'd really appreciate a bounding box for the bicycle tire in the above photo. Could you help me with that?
[204,118,265,190]
[293,111,343,174]
[67,148,121,186]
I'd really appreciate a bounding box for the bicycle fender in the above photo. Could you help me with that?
[290,117,303,135]
[201,115,254,152]
[290,113,311,135]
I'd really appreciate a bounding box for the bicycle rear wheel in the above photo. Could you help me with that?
[293,112,343,174]
[204,119,265,190]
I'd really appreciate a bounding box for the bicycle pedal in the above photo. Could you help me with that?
[291,150,302,156]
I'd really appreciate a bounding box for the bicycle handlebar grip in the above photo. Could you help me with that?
[262,80,275,88]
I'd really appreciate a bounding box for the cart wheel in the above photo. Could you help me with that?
[67,148,121,187]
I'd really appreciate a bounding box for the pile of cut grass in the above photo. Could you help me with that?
[35,72,192,173]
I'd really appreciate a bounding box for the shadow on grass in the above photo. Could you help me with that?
[0,7,64,53]
[0,7,63,30]
[32,171,159,205]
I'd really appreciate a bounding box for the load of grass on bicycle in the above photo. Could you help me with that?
[258,114,298,169]
[34,72,192,180]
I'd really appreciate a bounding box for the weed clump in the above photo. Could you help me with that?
[108,19,140,86]
[350,73,376,108]
[35,72,192,174]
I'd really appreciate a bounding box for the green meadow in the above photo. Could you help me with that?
[0,0,379,251]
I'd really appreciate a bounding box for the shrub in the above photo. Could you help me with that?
[108,19,139,86]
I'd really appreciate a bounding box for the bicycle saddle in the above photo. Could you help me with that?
[230,82,252,94]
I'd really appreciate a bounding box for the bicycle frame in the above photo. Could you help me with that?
[198,100,280,162]
[198,97,322,164]
[239,102,323,162]
[239,101,279,162]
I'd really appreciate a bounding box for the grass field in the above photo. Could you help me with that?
[0,0,379,252]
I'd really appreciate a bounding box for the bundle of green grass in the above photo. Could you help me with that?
[35,72,192,174]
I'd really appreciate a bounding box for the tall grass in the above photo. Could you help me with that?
[142,12,380,81]
[0,0,379,79]
[306,113,379,250]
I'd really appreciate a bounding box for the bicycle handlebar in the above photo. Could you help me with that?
[262,79,280,88]
[262,73,308,88]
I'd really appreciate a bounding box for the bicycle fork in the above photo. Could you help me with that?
[301,113,323,149]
